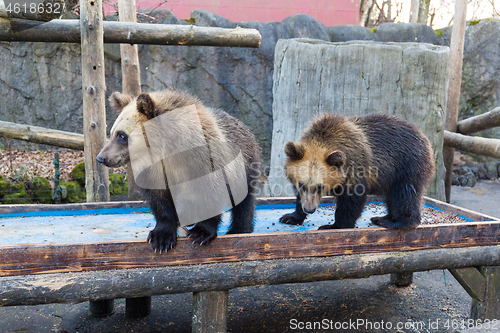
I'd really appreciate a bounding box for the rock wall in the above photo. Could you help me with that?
[1,12,500,166]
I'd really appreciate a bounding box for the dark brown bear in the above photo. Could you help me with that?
[280,113,435,230]
[96,89,262,252]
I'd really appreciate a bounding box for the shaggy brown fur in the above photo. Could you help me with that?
[97,89,262,252]
[280,113,435,230]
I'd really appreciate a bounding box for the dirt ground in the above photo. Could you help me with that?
[1,181,500,333]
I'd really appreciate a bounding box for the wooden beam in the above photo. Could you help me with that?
[443,0,467,203]
[0,18,262,47]
[0,120,84,150]
[449,267,486,301]
[443,130,500,159]
[192,291,228,333]
[471,266,500,320]
[0,0,66,21]
[80,0,109,203]
[2,221,500,277]
[2,245,500,306]
[457,107,500,135]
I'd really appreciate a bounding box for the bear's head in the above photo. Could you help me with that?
[284,141,345,214]
[95,92,154,168]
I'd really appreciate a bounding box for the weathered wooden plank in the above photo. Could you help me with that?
[0,18,262,47]
[1,245,500,306]
[0,120,84,150]
[1,221,500,277]
[192,291,228,333]
[457,106,500,135]
[449,267,486,301]
[443,0,468,202]
[470,266,500,320]
[444,130,500,159]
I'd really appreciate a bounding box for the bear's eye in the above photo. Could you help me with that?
[116,132,128,143]
[298,182,305,191]
[316,185,324,193]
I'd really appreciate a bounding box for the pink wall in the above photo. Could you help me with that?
[106,0,359,27]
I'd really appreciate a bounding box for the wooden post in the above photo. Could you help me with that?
[80,0,110,316]
[80,0,109,203]
[443,0,467,203]
[192,290,228,333]
[117,0,142,202]
[390,272,413,287]
[470,266,500,320]
[117,0,149,315]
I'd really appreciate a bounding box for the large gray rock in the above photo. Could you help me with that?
[268,39,449,200]
[328,25,376,42]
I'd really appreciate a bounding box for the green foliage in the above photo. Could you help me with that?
[434,29,443,36]
[370,28,377,33]
[72,161,86,187]
[2,182,32,204]
[469,19,481,26]
[109,173,127,196]
[30,176,52,204]
[61,180,85,203]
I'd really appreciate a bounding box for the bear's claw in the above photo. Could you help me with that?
[147,227,177,253]
[187,225,217,245]
[279,212,305,225]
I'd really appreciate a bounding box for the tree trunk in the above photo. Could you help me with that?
[418,0,431,24]
[269,39,450,201]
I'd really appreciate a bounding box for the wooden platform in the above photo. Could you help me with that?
[0,196,499,327]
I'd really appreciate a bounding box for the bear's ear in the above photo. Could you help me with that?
[326,151,345,168]
[284,141,305,161]
[137,93,157,119]
[109,92,132,113]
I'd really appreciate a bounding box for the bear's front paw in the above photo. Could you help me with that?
[188,225,217,245]
[147,226,177,253]
[279,212,306,225]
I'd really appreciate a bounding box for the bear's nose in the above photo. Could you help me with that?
[96,155,106,164]
[303,206,316,214]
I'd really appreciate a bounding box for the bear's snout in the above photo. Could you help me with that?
[96,154,106,165]
[303,206,316,214]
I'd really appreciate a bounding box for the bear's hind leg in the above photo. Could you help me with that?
[227,192,255,234]
[373,183,422,230]
[188,215,221,245]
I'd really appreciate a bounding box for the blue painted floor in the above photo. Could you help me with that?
[0,201,468,246]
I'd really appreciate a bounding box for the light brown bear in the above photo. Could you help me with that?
[96,89,261,252]
[279,113,435,230]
